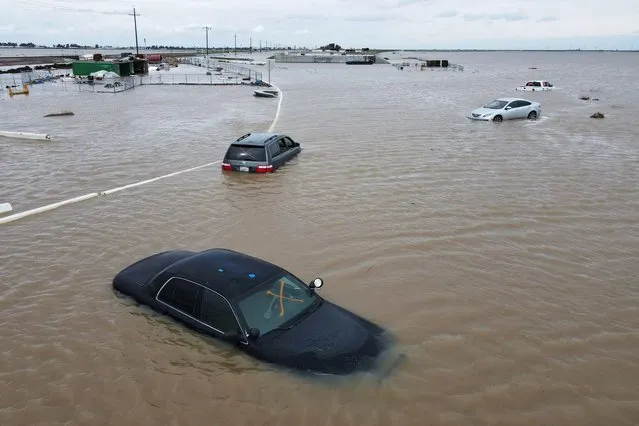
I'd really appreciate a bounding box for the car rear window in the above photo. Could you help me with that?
[225,145,266,162]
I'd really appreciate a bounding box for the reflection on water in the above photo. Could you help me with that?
[1,52,639,425]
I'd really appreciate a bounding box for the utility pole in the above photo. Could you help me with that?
[234,34,237,56]
[259,40,262,52]
[203,26,211,68]
[203,26,210,56]
[250,37,252,53]
[129,7,140,56]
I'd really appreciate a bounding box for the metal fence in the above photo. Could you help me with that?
[137,72,250,85]
[75,78,137,93]
[69,71,256,93]
[2,59,263,94]
[1,69,68,90]
[179,57,263,82]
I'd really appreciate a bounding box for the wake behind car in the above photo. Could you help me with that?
[113,248,398,376]
[222,132,301,173]
[468,97,541,122]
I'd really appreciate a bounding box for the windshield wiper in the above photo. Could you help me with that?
[269,299,323,332]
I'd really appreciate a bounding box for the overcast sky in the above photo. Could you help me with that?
[2,0,638,50]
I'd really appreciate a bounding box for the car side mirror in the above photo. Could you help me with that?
[505,106,512,110]
[308,278,324,291]
[247,328,260,341]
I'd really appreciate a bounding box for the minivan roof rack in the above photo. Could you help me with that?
[236,133,251,142]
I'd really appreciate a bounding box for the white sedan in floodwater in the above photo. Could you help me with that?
[467,97,541,122]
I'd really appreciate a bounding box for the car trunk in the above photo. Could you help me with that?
[113,250,194,295]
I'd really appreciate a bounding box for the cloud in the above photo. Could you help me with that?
[464,12,528,22]
[344,13,403,22]
[395,0,430,6]
[434,10,458,18]
[375,0,429,10]
[3,0,639,50]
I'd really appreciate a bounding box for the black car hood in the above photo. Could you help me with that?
[256,300,388,375]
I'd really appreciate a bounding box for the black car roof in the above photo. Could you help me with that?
[231,132,283,146]
[159,248,283,299]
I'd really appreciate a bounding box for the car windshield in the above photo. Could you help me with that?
[484,100,508,109]
[225,145,266,162]
[236,273,319,336]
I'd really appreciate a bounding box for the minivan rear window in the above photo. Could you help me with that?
[225,145,266,162]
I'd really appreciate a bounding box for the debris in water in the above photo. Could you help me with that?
[44,111,74,117]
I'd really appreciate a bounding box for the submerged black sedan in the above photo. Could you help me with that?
[113,248,397,375]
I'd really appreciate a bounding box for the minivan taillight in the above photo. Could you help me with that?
[222,162,232,170]
[256,165,273,173]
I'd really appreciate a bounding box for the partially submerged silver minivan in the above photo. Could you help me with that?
[222,132,302,173]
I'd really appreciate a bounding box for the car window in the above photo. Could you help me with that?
[283,137,295,148]
[157,278,201,316]
[518,101,531,107]
[236,273,318,336]
[268,142,281,158]
[485,100,508,109]
[507,101,521,108]
[272,139,287,157]
[199,289,240,335]
[532,82,541,87]
[225,145,266,162]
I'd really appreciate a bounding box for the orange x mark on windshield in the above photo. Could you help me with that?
[266,280,304,316]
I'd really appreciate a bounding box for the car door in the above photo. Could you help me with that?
[271,138,289,167]
[198,288,245,343]
[156,277,203,327]
[281,137,295,161]
[517,100,532,118]
[267,142,280,166]
[503,101,520,119]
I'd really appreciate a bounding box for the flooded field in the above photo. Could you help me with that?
[1,51,638,425]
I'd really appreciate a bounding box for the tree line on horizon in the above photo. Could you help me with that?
[0,41,296,50]
[2,42,98,48]
[2,41,366,51]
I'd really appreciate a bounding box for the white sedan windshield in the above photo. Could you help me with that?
[484,100,508,109]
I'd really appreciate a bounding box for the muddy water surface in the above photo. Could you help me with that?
[1,51,638,425]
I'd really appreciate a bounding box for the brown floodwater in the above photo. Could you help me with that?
[1,51,638,425]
